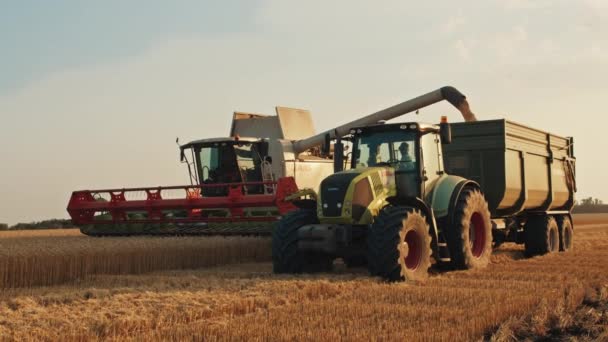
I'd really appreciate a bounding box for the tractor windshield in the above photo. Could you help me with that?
[353,130,418,171]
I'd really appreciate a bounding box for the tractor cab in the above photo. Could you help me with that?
[348,120,451,199]
[179,137,270,196]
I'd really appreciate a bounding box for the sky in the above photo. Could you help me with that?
[0,0,607,224]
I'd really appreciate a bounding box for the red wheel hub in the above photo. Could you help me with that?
[404,230,422,270]
[469,212,486,258]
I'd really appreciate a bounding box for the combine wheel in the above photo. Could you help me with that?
[447,188,493,270]
[524,215,559,257]
[556,216,573,252]
[367,207,432,282]
[272,209,333,273]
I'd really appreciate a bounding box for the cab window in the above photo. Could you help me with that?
[354,130,417,170]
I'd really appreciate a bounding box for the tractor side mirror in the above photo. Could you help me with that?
[440,122,452,144]
[176,137,186,162]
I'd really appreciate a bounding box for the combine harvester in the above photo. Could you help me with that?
[67,87,477,236]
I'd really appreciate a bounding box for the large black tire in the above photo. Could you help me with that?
[368,207,432,282]
[447,188,493,270]
[556,215,573,252]
[524,215,559,257]
[343,255,367,268]
[272,209,333,274]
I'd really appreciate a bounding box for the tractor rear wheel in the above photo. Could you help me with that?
[272,209,333,273]
[524,215,559,257]
[447,188,493,270]
[556,215,573,252]
[367,206,432,282]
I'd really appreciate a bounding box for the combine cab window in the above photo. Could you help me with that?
[197,144,240,184]
[194,142,265,195]
[198,147,220,181]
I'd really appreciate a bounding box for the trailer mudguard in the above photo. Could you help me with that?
[427,174,480,219]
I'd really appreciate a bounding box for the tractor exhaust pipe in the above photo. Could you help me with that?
[293,86,476,154]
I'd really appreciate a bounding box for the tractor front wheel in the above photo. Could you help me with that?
[272,209,333,273]
[368,207,432,282]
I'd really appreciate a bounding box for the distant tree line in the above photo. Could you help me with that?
[0,219,73,231]
[573,197,608,214]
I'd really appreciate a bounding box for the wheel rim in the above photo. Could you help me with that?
[403,230,422,270]
[469,212,486,258]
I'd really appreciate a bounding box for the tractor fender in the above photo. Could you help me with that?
[427,175,480,220]
[284,188,318,210]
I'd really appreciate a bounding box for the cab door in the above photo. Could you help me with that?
[420,133,444,198]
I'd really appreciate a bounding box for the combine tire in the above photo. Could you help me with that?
[447,188,492,270]
[556,216,573,252]
[368,207,432,282]
[524,215,559,257]
[272,209,333,273]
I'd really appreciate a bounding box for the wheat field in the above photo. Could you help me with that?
[0,233,271,288]
[0,214,607,341]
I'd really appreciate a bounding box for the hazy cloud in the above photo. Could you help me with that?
[0,0,606,224]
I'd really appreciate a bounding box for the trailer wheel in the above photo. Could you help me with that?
[272,209,331,274]
[524,215,559,257]
[556,216,573,252]
[447,188,492,270]
[368,207,432,282]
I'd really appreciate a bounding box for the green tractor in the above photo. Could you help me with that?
[272,111,576,281]
[272,119,493,281]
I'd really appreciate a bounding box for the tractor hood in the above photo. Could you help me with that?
[318,167,397,224]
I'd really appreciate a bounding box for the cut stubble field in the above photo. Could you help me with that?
[0,214,607,341]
